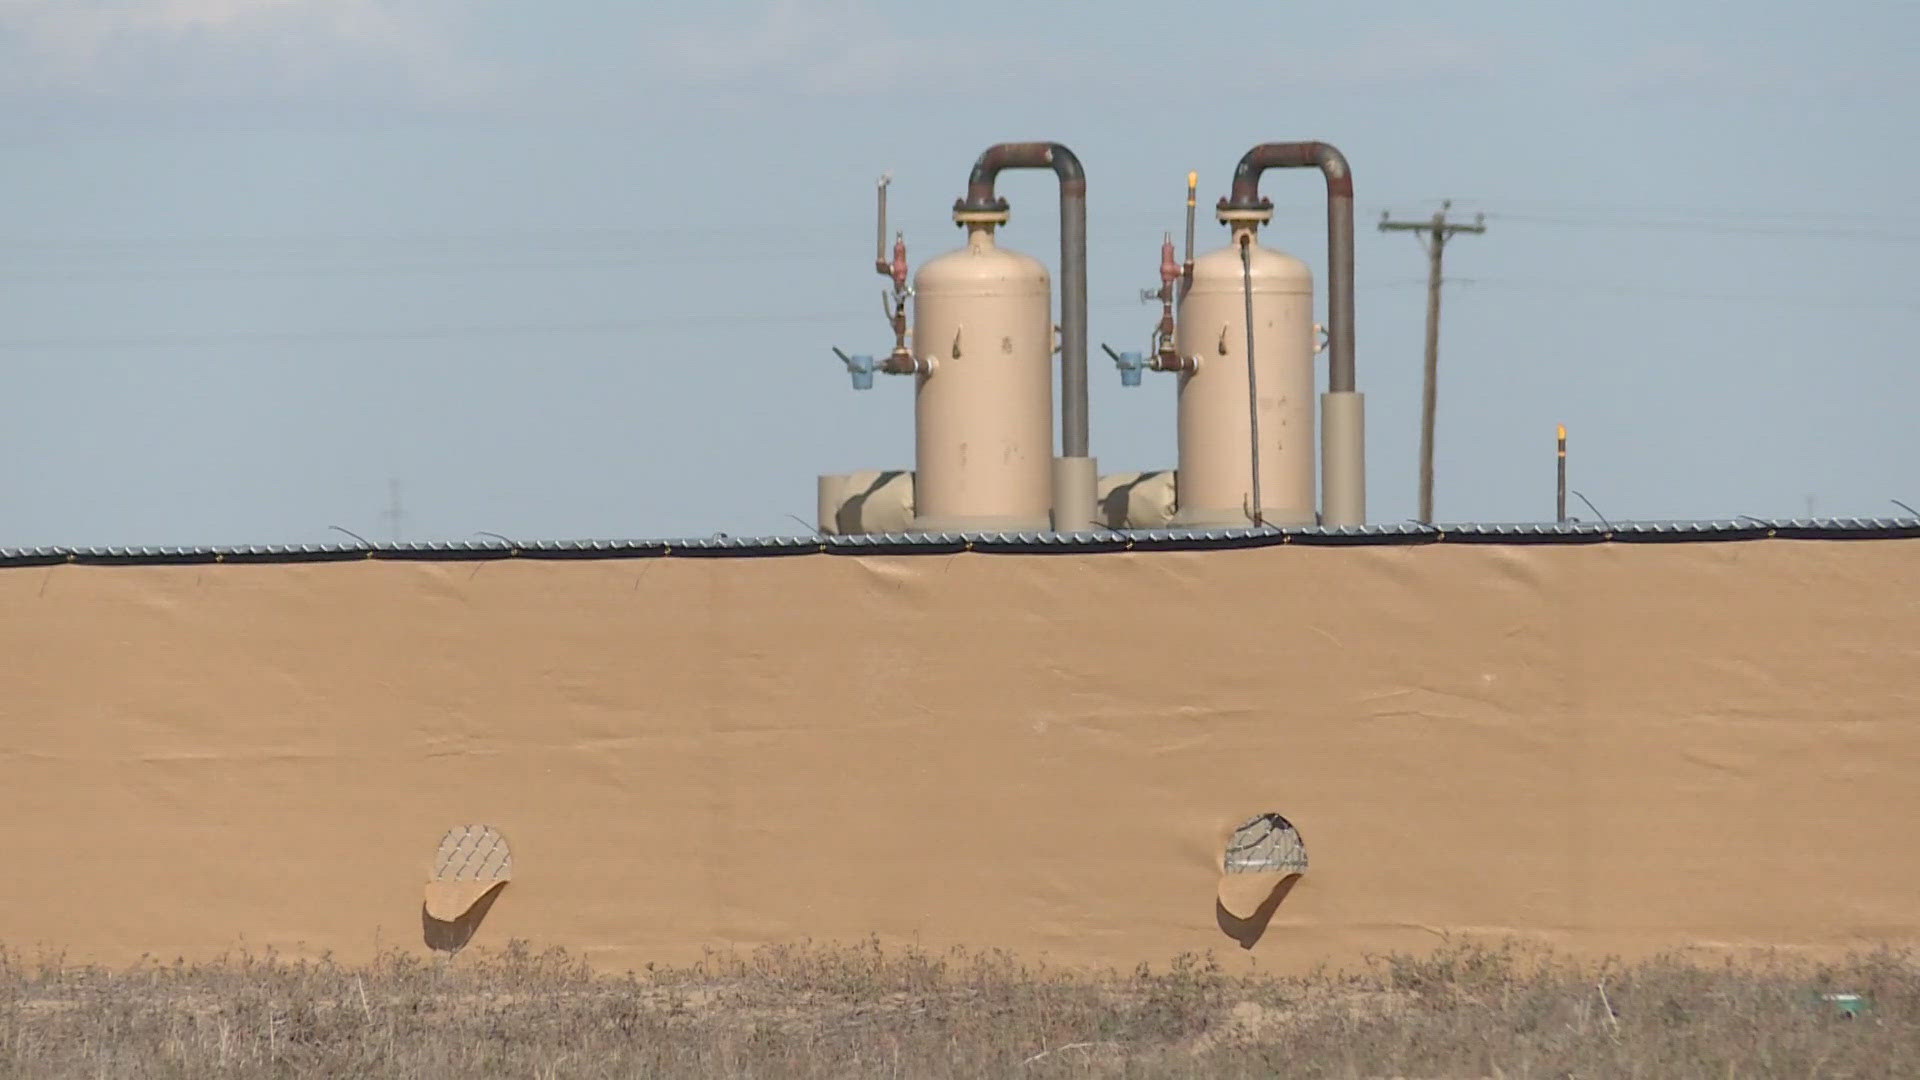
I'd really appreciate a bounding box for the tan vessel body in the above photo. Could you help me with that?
[1173,229,1317,526]
[910,224,1055,532]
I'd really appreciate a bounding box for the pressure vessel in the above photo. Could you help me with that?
[909,223,1055,532]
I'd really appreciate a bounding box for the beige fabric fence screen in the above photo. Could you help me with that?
[1,540,1915,972]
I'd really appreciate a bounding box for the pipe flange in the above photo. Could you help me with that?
[1215,199,1274,226]
[951,194,1011,225]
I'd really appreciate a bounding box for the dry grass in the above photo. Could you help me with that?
[1,938,1914,1077]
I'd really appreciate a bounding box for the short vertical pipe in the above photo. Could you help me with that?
[1051,456,1097,534]
[1320,392,1365,527]
[1556,425,1568,524]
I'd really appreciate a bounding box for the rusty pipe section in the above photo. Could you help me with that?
[954,142,1089,460]
[1217,142,1355,395]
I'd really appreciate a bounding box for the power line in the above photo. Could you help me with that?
[0,251,882,283]
[0,201,1909,253]
[0,226,1275,284]
[0,209,1211,253]
[0,297,1170,353]
[1379,200,1487,525]
[0,237,1258,283]
[0,311,872,351]
[1479,212,1920,244]
[1454,277,1920,312]
[1426,197,1920,228]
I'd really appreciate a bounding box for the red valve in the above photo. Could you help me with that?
[1154,233,1179,349]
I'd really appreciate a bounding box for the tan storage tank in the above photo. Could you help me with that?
[817,470,915,535]
[909,219,1055,532]
[1095,470,1177,530]
[1173,227,1317,526]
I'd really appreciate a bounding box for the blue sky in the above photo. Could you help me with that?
[1,1,1915,545]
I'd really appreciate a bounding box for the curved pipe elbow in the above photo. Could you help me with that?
[1219,142,1351,212]
[956,142,1085,212]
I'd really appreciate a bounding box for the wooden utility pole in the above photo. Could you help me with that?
[1379,201,1484,523]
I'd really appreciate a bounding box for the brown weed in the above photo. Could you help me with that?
[0,938,1912,1077]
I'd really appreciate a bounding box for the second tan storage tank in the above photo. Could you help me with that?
[1173,229,1316,527]
[910,221,1055,532]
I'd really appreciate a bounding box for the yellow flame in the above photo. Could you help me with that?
[1557,424,1567,440]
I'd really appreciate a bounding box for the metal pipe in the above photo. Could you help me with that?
[1556,424,1568,524]
[1239,232,1264,527]
[874,174,891,278]
[955,142,1088,460]
[1218,141,1364,525]
[1182,170,1198,294]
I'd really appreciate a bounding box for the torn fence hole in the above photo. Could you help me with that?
[432,824,512,884]
[1224,812,1307,875]
[424,825,513,925]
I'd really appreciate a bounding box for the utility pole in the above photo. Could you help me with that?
[1379,201,1484,524]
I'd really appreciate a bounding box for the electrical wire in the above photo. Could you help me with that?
[0,222,1261,284]
[0,208,1200,254]
[1478,212,1920,244]
[0,311,874,351]
[1405,196,1920,229]
[1450,276,1919,311]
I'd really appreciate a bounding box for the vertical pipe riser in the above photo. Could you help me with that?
[1058,182,1088,460]
[1326,196,1356,395]
[1321,393,1365,528]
